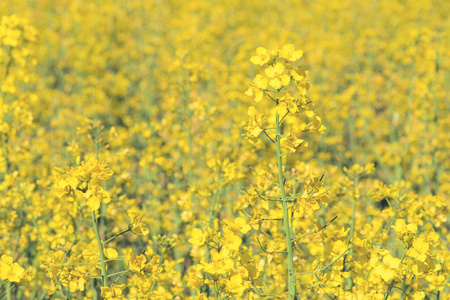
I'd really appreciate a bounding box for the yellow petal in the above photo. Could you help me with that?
[254,74,268,89]
[290,50,303,61]
[280,44,295,59]
[105,248,119,259]
[270,78,282,89]
[250,56,262,65]
[265,66,275,78]
[255,90,264,102]
[247,106,258,117]
[245,87,254,96]
[281,74,291,86]
[274,62,284,74]
[256,47,268,56]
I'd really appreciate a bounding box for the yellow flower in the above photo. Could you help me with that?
[188,228,206,246]
[281,131,308,154]
[278,93,299,113]
[245,74,268,102]
[126,250,163,278]
[265,62,284,78]
[265,63,290,89]
[329,240,349,260]
[279,44,303,62]
[225,217,252,234]
[73,157,113,184]
[243,106,266,145]
[407,236,429,263]
[101,284,127,300]
[250,47,276,66]
[391,219,417,245]
[0,255,27,283]
[303,115,326,135]
[187,264,204,289]
[82,241,117,263]
[225,274,248,294]
[222,230,242,252]
[250,47,268,65]
[67,270,87,293]
[372,254,402,283]
[128,210,150,236]
[84,185,111,211]
[204,248,234,275]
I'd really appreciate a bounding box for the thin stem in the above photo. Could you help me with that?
[295,271,315,276]
[58,262,100,267]
[292,216,337,243]
[112,270,130,285]
[287,177,326,210]
[319,248,350,275]
[4,46,13,79]
[0,283,15,299]
[264,91,278,103]
[1,134,8,181]
[279,111,289,125]
[67,207,85,256]
[348,175,359,291]
[264,292,290,297]
[108,270,130,278]
[263,130,275,144]
[206,173,223,263]
[208,174,223,228]
[275,112,296,299]
[104,259,125,263]
[91,211,108,287]
[30,214,50,252]
[103,229,131,245]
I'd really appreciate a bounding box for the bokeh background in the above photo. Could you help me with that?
[0,0,449,299]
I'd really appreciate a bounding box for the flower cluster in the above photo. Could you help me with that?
[187,217,261,298]
[0,255,30,285]
[52,157,113,210]
[244,44,325,148]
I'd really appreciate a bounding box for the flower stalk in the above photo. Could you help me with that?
[91,211,108,287]
[275,112,297,299]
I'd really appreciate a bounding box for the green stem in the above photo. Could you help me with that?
[67,208,85,255]
[275,112,296,299]
[348,175,359,290]
[1,134,8,181]
[320,248,350,275]
[206,174,223,263]
[59,262,100,267]
[112,270,130,285]
[91,211,108,287]
[108,270,130,278]
[387,99,402,181]
[103,229,131,245]
[208,174,223,228]
[4,46,13,80]
[0,283,15,299]
[31,214,50,252]
[94,137,107,245]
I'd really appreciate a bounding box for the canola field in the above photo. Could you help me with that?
[0,0,449,299]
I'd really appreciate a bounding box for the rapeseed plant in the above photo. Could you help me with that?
[242,44,330,299]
